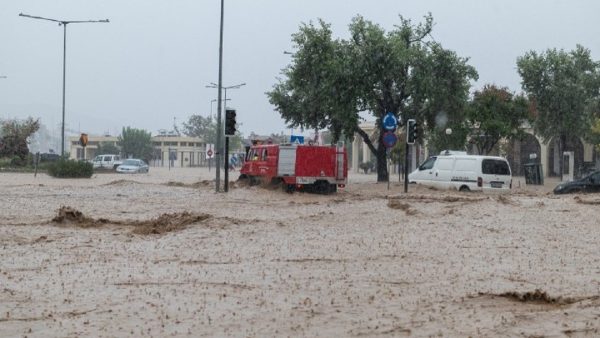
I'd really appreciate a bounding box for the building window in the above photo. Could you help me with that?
[180,142,187,147]
[76,148,84,159]
[153,142,162,146]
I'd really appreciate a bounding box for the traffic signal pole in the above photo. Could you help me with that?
[404,142,409,193]
[224,136,230,192]
[404,119,416,193]
[224,108,237,193]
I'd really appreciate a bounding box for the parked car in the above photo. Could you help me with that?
[553,171,600,194]
[408,151,512,192]
[93,154,122,170]
[116,159,149,173]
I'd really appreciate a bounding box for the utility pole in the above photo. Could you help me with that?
[214,0,225,192]
[19,13,109,158]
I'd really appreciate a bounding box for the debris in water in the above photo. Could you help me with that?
[476,289,588,305]
[387,199,419,215]
[51,206,211,235]
[131,212,211,235]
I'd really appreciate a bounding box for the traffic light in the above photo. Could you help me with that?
[407,119,418,144]
[225,109,237,136]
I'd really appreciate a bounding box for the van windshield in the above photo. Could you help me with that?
[419,157,436,170]
[482,159,510,175]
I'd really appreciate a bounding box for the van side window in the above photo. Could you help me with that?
[419,157,436,170]
[482,159,510,175]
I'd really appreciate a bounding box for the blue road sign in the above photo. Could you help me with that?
[290,135,304,144]
[382,112,398,131]
[382,131,398,148]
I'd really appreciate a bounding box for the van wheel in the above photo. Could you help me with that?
[459,186,470,192]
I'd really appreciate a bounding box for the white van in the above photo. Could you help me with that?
[408,151,512,192]
[92,154,122,170]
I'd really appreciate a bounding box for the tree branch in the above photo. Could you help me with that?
[355,127,377,155]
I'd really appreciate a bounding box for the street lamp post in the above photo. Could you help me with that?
[206,82,245,192]
[211,82,246,112]
[19,13,109,158]
[210,98,230,120]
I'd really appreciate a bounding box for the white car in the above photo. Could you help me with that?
[116,159,149,173]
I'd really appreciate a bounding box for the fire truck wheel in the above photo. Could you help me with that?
[314,180,331,194]
[329,184,337,193]
[285,184,295,194]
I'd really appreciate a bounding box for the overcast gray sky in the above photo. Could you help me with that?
[1,0,599,138]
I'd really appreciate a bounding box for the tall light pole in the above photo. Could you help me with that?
[19,13,109,158]
[209,0,226,192]
[206,82,245,191]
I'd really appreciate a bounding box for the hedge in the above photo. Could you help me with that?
[47,159,93,178]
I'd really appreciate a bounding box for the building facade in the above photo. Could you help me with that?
[69,134,208,167]
[352,122,599,179]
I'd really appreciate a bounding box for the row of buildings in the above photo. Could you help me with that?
[350,122,599,179]
[68,124,599,178]
[68,131,210,167]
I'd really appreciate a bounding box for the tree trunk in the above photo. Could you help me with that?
[355,126,388,182]
[376,135,388,182]
[559,134,565,182]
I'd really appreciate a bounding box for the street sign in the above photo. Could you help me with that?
[382,112,398,131]
[206,144,215,159]
[290,135,304,144]
[382,132,398,148]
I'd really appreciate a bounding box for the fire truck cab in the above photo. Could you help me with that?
[239,143,347,194]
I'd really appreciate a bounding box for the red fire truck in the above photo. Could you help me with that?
[239,143,347,193]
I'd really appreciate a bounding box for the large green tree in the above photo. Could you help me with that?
[96,141,120,155]
[268,14,477,181]
[0,117,40,160]
[182,114,244,151]
[517,45,600,179]
[118,127,153,161]
[466,85,532,155]
[183,115,216,144]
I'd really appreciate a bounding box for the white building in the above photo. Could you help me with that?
[69,132,208,167]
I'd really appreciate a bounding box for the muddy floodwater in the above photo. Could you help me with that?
[1,168,600,337]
